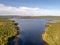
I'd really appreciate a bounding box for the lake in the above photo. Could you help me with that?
[10,18,57,45]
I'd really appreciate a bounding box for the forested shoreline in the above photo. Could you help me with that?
[0,18,19,45]
[42,22,60,45]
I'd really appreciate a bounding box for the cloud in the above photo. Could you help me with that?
[0,3,60,16]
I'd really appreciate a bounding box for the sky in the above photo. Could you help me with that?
[0,0,60,16]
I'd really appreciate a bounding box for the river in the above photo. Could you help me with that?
[10,18,57,45]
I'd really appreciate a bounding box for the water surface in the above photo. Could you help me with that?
[10,18,57,45]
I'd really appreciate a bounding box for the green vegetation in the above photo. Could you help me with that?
[0,19,18,45]
[42,22,60,45]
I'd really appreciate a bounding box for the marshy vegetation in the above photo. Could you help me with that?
[0,18,18,45]
[42,22,60,45]
[0,16,60,45]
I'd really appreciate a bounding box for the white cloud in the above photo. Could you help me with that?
[0,3,60,16]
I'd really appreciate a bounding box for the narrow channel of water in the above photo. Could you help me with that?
[10,18,57,45]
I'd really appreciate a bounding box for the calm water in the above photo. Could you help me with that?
[10,18,57,45]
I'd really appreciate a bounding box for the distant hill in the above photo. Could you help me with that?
[0,15,60,20]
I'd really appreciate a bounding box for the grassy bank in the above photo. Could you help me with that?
[42,22,60,45]
[0,19,18,45]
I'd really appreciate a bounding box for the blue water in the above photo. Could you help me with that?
[10,18,56,45]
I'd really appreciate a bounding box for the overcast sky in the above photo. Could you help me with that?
[0,0,60,16]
